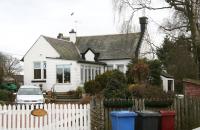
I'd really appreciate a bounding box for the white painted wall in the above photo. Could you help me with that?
[139,32,155,60]
[85,50,95,61]
[100,59,131,73]
[46,59,81,92]
[23,36,81,92]
[161,76,174,92]
[24,36,60,90]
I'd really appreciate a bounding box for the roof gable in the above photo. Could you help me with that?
[21,36,60,61]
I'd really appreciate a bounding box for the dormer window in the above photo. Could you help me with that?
[81,48,99,62]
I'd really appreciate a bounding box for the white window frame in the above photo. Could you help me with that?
[56,64,71,84]
[33,61,46,80]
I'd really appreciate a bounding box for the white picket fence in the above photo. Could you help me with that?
[0,103,91,130]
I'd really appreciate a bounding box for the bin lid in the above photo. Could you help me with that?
[111,111,137,117]
[136,111,161,117]
[160,111,175,116]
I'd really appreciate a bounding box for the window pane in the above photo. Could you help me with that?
[81,66,84,83]
[56,68,63,83]
[168,80,173,91]
[44,69,46,79]
[43,62,46,69]
[99,67,101,74]
[107,65,113,71]
[96,67,98,75]
[88,67,91,80]
[34,62,41,69]
[34,69,41,79]
[92,68,94,80]
[85,67,87,82]
[117,65,124,72]
[64,67,70,83]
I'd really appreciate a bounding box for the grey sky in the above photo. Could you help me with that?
[0,0,171,59]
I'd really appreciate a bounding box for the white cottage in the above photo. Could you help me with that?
[22,17,151,92]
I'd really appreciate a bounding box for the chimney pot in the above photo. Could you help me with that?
[57,33,63,39]
[69,29,76,43]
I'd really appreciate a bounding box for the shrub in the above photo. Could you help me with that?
[148,60,162,86]
[0,89,12,101]
[84,80,101,95]
[76,86,84,97]
[104,99,133,108]
[102,70,128,99]
[84,70,128,98]
[104,78,128,99]
[66,90,82,99]
[0,101,5,105]
[95,71,113,90]
[128,84,174,98]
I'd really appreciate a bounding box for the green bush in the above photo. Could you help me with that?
[95,71,113,91]
[0,83,17,92]
[0,89,12,101]
[104,79,128,98]
[129,84,174,98]
[64,90,81,99]
[148,60,162,86]
[104,99,133,108]
[0,101,5,105]
[0,83,7,89]
[103,70,128,99]
[76,86,84,97]
[84,70,128,98]
[84,80,101,95]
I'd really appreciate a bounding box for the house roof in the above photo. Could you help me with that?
[161,71,174,78]
[22,33,141,62]
[43,36,81,60]
[183,79,200,85]
[76,33,141,60]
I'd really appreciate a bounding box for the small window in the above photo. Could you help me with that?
[85,66,88,82]
[117,64,124,72]
[34,62,41,79]
[96,67,99,75]
[107,65,113,71]
[81,66,84,83]
[88,67,91,80]
[168,80,173,91]
[56,65,71,83]
[98,67,101,74]
[33,61,46,80]
[43,62,46,79]
[92,68,94,80]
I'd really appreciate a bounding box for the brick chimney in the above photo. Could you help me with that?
[139,17,148,34]
[135,17,148,59]
[69,29,76,43]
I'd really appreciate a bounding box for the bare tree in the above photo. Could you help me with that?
[0,53,22,83]
[113,0,200,78]
[4,55,22,76]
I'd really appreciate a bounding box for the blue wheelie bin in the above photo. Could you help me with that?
[110,111,137,130]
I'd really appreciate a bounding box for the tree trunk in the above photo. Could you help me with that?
[190,16,200,79]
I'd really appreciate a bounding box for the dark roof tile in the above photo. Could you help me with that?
[76,33,140,60]
[43,36,81,60]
